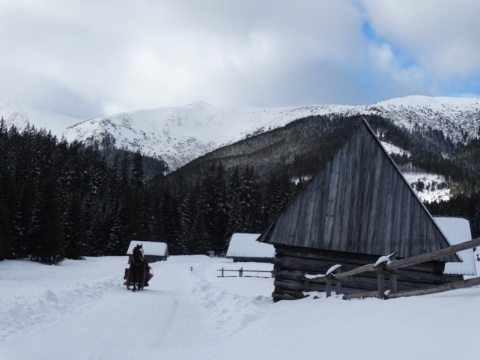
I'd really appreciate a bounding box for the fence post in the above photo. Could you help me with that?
[326,280,332,297]
[221,267,224,277]
[335,279,341,295]
[390,253,398,293]
[377,265,385,299]
[239,267,243,277]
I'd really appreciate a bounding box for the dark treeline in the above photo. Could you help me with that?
[1,115,479,264]
[0,120,297,263]
[367,116,480,195]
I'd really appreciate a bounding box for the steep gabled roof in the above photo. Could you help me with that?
[258,119,460,262]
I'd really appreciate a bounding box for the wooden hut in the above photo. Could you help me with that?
[226,233,275,263]
[127,240,169,263]
[257,119,461,301]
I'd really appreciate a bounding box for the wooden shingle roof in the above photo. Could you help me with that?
[258,119,460,262]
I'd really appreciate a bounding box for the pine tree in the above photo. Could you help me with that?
[28,177,64,264]
[64,190,86,259]
[226,166,242,235]
[237,165,261,233]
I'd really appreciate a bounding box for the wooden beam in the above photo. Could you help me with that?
[377,270,385,299]
[387,237,480,271]
[343,276,480,300]
[386,276,480,299]
[343,291,378,300]
[335,263,378,279]
[308,263,377,283]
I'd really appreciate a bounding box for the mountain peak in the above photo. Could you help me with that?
[2,95,480,171]
[186,100,215,107]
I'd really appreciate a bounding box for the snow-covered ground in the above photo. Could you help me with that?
[2,255,480,359]
[403,172,451,202]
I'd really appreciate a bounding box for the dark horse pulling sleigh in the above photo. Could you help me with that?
[124,244,153,292]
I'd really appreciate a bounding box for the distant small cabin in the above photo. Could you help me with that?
[127,240,169,263]
[258,119,462,301]
[226,233,275,263]
[435,217,476,277]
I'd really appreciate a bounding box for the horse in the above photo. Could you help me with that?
[127,244,147,292]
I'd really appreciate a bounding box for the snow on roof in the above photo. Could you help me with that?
[226,233,275,258]
[434,217,476,276]
[127,240,168,256]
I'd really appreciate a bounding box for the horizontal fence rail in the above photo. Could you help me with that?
[217,267,275,278]
[304,236,480,300]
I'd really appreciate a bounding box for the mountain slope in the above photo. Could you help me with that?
[61,101,356,170]
[0,99,81,138]
[61,96,480,171]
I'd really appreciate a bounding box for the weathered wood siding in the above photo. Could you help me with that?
[260,122,459,262]
[229,256,274,263]
[271,245,462,301]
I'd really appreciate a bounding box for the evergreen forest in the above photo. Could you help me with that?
[0,115,479,264]
[0,120,298,263]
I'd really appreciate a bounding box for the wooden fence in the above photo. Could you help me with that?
[305,236,480,300]
[217,267,275,278]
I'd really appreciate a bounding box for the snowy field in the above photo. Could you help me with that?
[2,255,480,360]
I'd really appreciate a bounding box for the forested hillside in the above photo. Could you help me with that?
[168,114,480,237]
[0,120,170,262]
[170,114,479,194]
[0,121,299,262]
[0,114,479,263]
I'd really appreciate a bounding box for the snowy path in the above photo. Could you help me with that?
[2,255,480,360]
[1,256,257,360]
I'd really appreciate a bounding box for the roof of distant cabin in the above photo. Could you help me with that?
[226,233,275,258]
[127,240,168,256]
[258,119,460,263]
[434,217,476,276]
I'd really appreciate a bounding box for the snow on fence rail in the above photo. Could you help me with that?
[217,267,275,278]
[305,236,480,300]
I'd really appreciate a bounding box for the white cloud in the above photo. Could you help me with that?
[1,0,479,118]
[361,0,480,80]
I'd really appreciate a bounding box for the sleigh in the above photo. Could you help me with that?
[123,264,153,291]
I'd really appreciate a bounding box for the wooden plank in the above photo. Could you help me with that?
[386,276,480,299]
[319,162,333,247]
[346,276,480,300]
[276,245,442,272]
[326,280,332,297]
[277,254,447,283]
[387,236,480,271]
[272,291,304,301]
[303,172,319,248]
[326,263,376,280]
[343,290,379,300]
[377,271,385,299]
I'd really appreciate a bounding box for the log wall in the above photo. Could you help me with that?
[271,245,461,301]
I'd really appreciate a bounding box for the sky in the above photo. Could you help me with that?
[1,0,480,119]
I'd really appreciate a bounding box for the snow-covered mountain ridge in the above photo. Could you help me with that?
[1,96,479,172]
[62,96,480,170]
[0,99,81,137]
[62,101,357,170]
